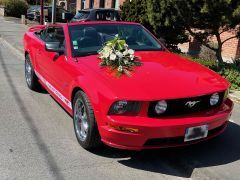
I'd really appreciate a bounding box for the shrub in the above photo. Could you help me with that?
[4,0,28,18]
[217,64,240,91]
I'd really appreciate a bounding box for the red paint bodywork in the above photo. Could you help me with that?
[23,21,233,150]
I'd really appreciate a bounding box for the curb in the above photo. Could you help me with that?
[229,93,240,104]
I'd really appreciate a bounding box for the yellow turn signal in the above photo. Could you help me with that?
[108,124,139,133]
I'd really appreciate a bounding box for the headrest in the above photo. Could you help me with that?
[83,27,98,37]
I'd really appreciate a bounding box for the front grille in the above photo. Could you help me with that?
[144,123,227,147]
[148,92,224,117]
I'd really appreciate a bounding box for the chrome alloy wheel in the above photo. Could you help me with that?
[25,59,32,86]
[74,99,89,141]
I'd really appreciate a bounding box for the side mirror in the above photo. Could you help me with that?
[45,42,65,53]
[62,12,74,21]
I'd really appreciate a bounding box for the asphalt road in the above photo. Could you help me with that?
[0,38,240,180]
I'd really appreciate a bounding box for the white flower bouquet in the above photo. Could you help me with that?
[98,36,142,76]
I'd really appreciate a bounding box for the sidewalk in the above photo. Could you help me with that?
[0,16,239,103]
[230,91,240,103]
[0,16,27,54]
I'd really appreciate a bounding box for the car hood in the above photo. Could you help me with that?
[76,51,228,100]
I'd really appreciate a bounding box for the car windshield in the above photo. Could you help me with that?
[27,5,40,12]
[69,24,163,57]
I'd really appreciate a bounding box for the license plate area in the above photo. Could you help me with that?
[184,125,208,142]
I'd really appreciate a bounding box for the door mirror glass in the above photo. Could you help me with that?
[45,42,65,53]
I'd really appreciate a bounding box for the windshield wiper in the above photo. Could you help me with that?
[73,51,98,57]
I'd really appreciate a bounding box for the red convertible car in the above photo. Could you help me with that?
[23,21,233,150]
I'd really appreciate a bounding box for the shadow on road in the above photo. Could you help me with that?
[92,122,240,178]
[0,42,65,180]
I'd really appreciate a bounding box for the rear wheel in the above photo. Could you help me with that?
[73,91,101,149]
[25,54,39,90]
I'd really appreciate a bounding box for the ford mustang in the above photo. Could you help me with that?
[23,21,233,150]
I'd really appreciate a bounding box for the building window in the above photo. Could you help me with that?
[100,0,105,8]
[111,0,116,8]
[112,0,119,9]
[81,0,85,9]
[90,0,94,8]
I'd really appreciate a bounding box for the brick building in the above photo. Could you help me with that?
[76,0,125,10]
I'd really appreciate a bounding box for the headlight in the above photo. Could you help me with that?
[210,93,220,106]
[155,100,168,114]
[108,101,141,115]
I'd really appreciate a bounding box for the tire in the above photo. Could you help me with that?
[73,91,101,149]
[25,54,39,91]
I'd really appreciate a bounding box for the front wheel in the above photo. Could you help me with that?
[73,91,101,149]
[25,54,39,90]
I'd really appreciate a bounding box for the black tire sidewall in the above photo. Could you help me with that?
[73,91,99,149]
[25,54,39,91]
[25,55,34,89]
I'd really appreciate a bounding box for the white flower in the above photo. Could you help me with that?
[128,49,134,55]
[116,51,123,58]
[115,34,119,38]
[124,44,128,48]
[124,60,128,64]
[123,50,128,56]
[118,65,123,72]
[130,54,134,60]
[110,53,117,61]
[102,51,110,58]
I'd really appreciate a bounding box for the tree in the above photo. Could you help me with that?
[146,0,189,50]
[120,0,150,27]
[121,0,240,65]
[168,0,240,64]
[120,0,189,50]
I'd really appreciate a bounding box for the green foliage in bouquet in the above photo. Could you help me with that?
[98,36,142,76]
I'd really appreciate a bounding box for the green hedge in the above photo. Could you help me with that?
[4,0,28,18]
[179,54,240,91]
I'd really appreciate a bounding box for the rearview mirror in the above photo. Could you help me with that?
[45,42,65,53]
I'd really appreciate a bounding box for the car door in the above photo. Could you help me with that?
[41,26,72,102]
[33,27,52,82]
[34,27,59,85]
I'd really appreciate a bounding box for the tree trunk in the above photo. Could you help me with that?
[215,33,224,65]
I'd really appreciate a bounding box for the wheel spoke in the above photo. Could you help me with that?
[25,60,32,85]
[74,99,89,141]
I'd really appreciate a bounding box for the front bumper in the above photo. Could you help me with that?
[99,98,233,150]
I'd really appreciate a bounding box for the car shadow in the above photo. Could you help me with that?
[91,122,240,178]
[34,83,49,94]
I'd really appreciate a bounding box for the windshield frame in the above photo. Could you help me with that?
[68,23,166,58]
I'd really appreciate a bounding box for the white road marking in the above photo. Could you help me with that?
[35,71,72,109]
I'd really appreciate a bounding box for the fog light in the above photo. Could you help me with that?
[155,100,167,114]
[210,93,220,106]
[112,100,128,114]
